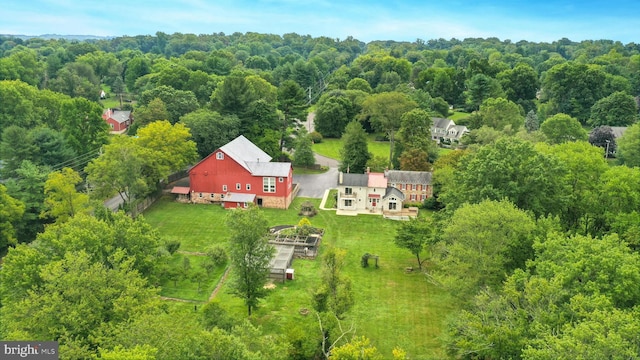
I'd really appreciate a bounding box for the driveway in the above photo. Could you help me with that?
[293,151,340,198]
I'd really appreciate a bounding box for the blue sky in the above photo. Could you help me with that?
[3,0,640,43]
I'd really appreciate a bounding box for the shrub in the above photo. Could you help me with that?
[165,240,181,255]
[310,131,323,143]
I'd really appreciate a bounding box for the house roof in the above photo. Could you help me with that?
[384,186,405,200]
[432,117,454,129]
[386,170,432,185]
[339,173,369,187]
[220,135,272,173]
[247,161,291,177]
[451,125,469,139]
[222,192,256,203]
[106,110,131,124]
[368,172,388,188]
[193,135,291,178]
[170,186,190,194]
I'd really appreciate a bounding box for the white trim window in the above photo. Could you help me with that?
[216,152,224,160]
[236,183,241,190]
[412,184,417,191]
[222,185,227,192]
[411,194,417,201]
[263,177,276,193]
[344,199,353,207]
[246,184,251,190]
[278,177,284,183]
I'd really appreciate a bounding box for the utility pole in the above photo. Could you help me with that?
[605,140,610,159]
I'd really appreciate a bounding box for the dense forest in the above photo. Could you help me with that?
[1,31,640,359]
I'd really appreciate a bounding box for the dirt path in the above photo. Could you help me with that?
[160,296,202,303]
[208,266,232,301]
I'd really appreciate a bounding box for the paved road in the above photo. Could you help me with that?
[294,165,338,198]
[293,114,339,199]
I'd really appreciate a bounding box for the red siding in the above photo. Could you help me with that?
[189,150,293,200]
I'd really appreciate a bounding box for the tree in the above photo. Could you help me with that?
[589,126,617,157]
[434,199,535,300]
[524,110,540,132]
[85,136,149,208]
[4,161,50,243]
[396,108,439,163]
[589,91,638,127]
[442,137,567,218]
[131,97,170,132]
[314,247,354,319]
[360,92,417,168]
[617,122,640,167]
[465,73,504,111]
[59,97,109,156]
[0,184,25,251]
[497,63,539,112]
[541,62,608,123]
[293,128,316,168]
[339,121,370,174]
[29,127,76,168]
[540,113,588,144]
[226,205,275,316]
[315,96,351,138]
[135,120,199,181]
[277,80,308,152]
[181,109,240,159]
[479,97,524,130]
[139,85,199,124]
[0,250,161,358]
[0,125,35,178]
[538,141,608,234]
[98,345,158,360]
[329,336,382,360]
[394,217,435,270]
[42,167,92,223]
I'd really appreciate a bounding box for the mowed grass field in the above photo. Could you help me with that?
[143,196,457,358]
[312,134,391,160]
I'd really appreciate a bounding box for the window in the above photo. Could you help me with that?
[236,183,241,190]
[278,177,284,183]
[412,184,417,191]
[345,187,353,195]
[263,177,276,193]
[401,184,406,190]
[198,193,203,198]
[243,202,248,208]
[216,152,224,160]
[344,199,352,207]
[421,194,426,200]
[222,185,227,192]
[423,184,428,192]
[389,202,397,210]
[246,184,251,190]
[221,194,225,199]
[411,194,417,201]
[210,194,215,199]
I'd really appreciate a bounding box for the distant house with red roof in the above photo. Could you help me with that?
[102,108,133,133]
[182,135,294,209]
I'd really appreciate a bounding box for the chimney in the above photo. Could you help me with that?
[339,172,343,184]
[366,167,370,174]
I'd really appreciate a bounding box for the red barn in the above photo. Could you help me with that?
[102,108,133,133]
[187,135,294,209]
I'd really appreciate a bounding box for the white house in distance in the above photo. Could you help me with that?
[336,170,432,219]
[431,117,469,145]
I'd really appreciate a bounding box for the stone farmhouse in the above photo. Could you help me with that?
[172,135,295,209]
[336,169,432,218]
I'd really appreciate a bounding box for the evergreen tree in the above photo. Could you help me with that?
[339,121,370,173]
[292,128,315,168]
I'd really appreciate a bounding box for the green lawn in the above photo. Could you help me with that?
[143,196,457,358]
[313,135,391,161]
[293,166,329,175]
[158,253,228,302]
[449,111,470,121]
